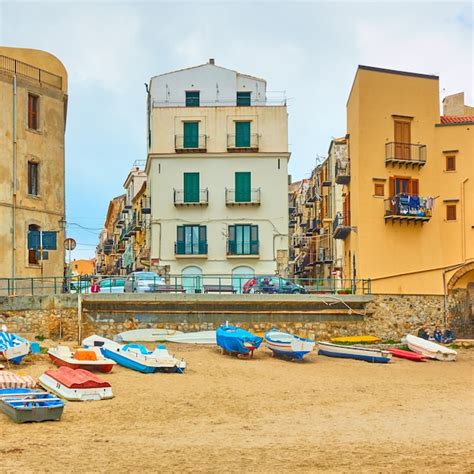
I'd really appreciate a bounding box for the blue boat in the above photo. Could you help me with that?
[216,325,263,357]
[0,388,64,423]
[0,332,30,364]
[264,329,315,360]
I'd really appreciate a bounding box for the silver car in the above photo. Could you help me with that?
[124,272,165,293]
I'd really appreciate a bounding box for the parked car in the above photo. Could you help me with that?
[96,277,126,294]
[124,272,165,293]
[243,276,306,294]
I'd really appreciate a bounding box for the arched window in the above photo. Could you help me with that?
[232,266,255,294]
[28,224,40,265]
[182,266,203,294]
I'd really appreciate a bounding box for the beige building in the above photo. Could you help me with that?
[0,47,68,283]
[145,60,290,289]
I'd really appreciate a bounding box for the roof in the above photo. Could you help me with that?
[440,115,474,125]
[358,65,439,80]
[150,61,266,84]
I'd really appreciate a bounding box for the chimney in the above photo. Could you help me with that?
[209,58,215,65]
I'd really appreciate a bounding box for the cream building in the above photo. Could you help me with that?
[0,47,68,284]
[145,60,290,288]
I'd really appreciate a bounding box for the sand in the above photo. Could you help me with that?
[1,344,473,473]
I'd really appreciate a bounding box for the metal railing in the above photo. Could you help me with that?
[385,142,427,164]
[0,54,63,90]
[384,195,433,219]
[0,274,371,297]
[335,160,350,184]
[225,188,261,205]
[175,134,207,151]
[174,188,209,205]
[175,242,208,255]
[227,134,259,150]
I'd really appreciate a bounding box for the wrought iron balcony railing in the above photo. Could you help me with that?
[385,142,427,167]
[227,134,259,151]
[333,213,351,240]
[335,160,350,184]
[174,188,209,206]
[175,242,208,255]
[384,194,432,222]
[225,188,261,205]
[175,135,207,152]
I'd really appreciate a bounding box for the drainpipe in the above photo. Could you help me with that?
[12,75,17,288]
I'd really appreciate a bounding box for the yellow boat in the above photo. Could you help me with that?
[330,335,381,344]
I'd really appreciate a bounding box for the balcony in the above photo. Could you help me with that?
[175,135,207,153]
[335,160,350,185]
[384,195,432,223]
[225,188,261,206]
[141,197,151,214]
[289,210,297,227]
[227,241,259,256]
[306,186,319,203]
[309,218,321,234]
[385,142,427,168]
[309,247,333,265]
[227,134,259,152]
[175,241,208,256]
[174,189,209,206]
[333,213,351,240]
[292,235,307,249]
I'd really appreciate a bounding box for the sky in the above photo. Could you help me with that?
[0,0,472,260]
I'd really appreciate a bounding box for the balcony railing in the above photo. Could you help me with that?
[308,247,333,265]
[227,241,259,256]
[384,194,432,223]
[175,135,207,152]
[333,213,351,240]
[175,242,208,255]
[174,188,209,206]
[385,142,427,167]
[0,54,63,90]
[141,197,151,214]
[227,134,259,151]
[335,160,350,185]
[225,188,261,205]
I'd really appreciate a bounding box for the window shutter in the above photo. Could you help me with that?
[250,225,259,255]
[28,231,41,250]
[228,225,236,254]
[176,226,184,254]
[183,122,199,148]
[235,172,251,202]
[236,92,251,106]
[389,177,395,197]
[410,179,419,196]
[235,121,251,147]
[199,226,207,254]
[184,172,200,202]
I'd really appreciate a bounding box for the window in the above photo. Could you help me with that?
[446,204,457,221]
[184,172,200,203]
[185,91,200,107]
[389,177,419,196]
[176,225,207,254]
[394,120,411,159]
[446,156,456,171]
[235,172,251,202]
[28,161,39,196]
[228,224,259,255]
[374,183,384,197]
[28,224,40,265]
[235,121,251,148]
[183,122,199,148]
[236,91,251,106]
[28,93,39,130]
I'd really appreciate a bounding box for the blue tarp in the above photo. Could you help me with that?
[216,325,263,354]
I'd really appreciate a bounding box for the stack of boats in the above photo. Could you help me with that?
[0,331,30,364]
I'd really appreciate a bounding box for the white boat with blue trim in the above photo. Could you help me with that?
[406,334,457,361]
[317,341,392,363]
[82,335,187,373]
[0,332,30,364]
[264,329,315,360]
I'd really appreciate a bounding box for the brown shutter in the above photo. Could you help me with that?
[389,177,395,197]
[410,179,419,196]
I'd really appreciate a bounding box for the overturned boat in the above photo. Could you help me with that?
[317,341,392,363]
[406,334,457,361]
[216,325,262,358]
[0,332,30,364]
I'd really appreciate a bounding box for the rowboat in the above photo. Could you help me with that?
[163,330,216,345]
[39,367,113,401]
[264,329,315,360]
[216,325,262,357]
[406,334,457,361]
[0,332,30,364]
[317,341,392,363]
[83,335,187,373]
[114,328,184,343]
[0,371,36,389]
[0,388,64,423]
[330,335,381,344]
[387,348,427,362]
[48,346,116,373]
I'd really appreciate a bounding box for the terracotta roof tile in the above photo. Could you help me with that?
[440,115,474,124]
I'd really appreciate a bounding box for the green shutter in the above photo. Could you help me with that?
[235,172,251,202]
[184,122,199,148]
[237,92,251,106]
[199,226,207,254]
[186,91,200,107]
[184,172,200,202]
[235,121,250,147]
[176,226,185,254]
[250,225,259,255]
[228,225,236,254]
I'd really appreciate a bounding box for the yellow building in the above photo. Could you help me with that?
[0,47,68,283]
[338,65,473,295]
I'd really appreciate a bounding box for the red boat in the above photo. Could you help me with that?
[48,346,116,373]
[388,348,427,362]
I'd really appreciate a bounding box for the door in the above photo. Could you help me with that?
[183,122,199,148]
[182,266,203,294]
[394,121,411,160]
[184,172,199,203]
[235,172,251,202]
[235,121,251,147]
[232,266,255,294]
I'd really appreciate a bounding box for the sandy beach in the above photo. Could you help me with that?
[1,344,473,473]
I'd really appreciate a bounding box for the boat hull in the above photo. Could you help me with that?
[406,335,457,361]
[388,348,426,362]
[115,329,184,343]
[48,354,115,373]
[318,342,392,363]
[264,331,315,360]
[216,326,263,355]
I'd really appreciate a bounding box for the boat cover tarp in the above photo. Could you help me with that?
[45,367,110,389]
[0,332,29,352]
[216,326,263,354]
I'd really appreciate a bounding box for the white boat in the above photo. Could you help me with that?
[264,330,315,360]
[163,330,216,345]
[317,341,392,363]
[83,335,187,373]
[0,332,30,364]
[114,328,184,343]
[39,367,113,401]
[48,346,117,373]
[406,334,457,361]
